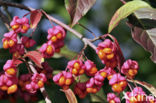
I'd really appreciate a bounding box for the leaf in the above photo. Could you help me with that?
[24,51,44,68]
[65,0,96,27]
[108,0,151,33]
[30,10,42,29]
[128,79,156,97]
[53,46,77,59]
[106,34,125,68]
[0,49,11,61]
[45,83,68,103]
[90,88,107,103]
[128,7,156,63]
[13,59,23,66]
[38,100,45,103]
[60,89,78,103]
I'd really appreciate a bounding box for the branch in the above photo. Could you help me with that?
[0,7,51,103]
[0,10,11,30]
[42,10,97,50]
[0,1,32,11]
[77,22,96,38]
[28,61,52,103]
[0,1,97,51]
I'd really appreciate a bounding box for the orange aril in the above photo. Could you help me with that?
[7,84,18,94]
[65,79,72,85]
[100,72,107,78]
[6,68,16,76]
[46,45,53,55]
[112,83,122,93]
[12,25,19,30]
[3,40,9,49]
[74,62,80,69]
[103,48,112,54]
[59,76,65,86]
[51,36,57,42]
[56,33,62,39]
[37,80,44,88]
[98,49,105,59]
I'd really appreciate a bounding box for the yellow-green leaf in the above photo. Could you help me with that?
[108,0,151,33]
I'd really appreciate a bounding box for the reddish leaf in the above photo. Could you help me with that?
[110,35,125,69]
[128,79,156,97]
[128,8,156,63]
[13,59,23,66]
[30,10,42,29]
[61,89,78,103]
[104,34,125,69]
[24,51,44,68]
[65,0,96,27]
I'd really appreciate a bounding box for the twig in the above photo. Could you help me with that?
[2,6,12,22]
[77,22,96,38]
[28,61,52,103]
[0,1,96,51]
[0,1,32,11]
[90,35,104,42]
[0,7,51,103]
[42,10,97,50]
[78,44,88,60]
[0,10,11,30]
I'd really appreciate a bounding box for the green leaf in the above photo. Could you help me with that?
[90,88,107,103]
[108,0,151,33]
[38,100,46,103]
[128,7,156,63]
[45,83,68,103]
[0,49,11,61]
[65,0,96,27]
[53,46,77,59]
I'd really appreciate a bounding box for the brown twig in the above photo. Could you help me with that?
[0,10,11,30]
[0,1,96,51]
[0,1,32,11]
[90,35,104,42]
[77,22,96,38]
[41,10,97,50]
[2,6,12,22]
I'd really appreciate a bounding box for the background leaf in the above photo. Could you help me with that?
[128,7,156,63]
[90,89,107,103]
[65,0,96,27]
[38,100,46,103]
[108,0,151,33]
[53,46,77,59]
[61,89,78,103]
[0,49,11,61]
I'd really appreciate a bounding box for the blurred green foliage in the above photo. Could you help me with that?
[0,0,156,103]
